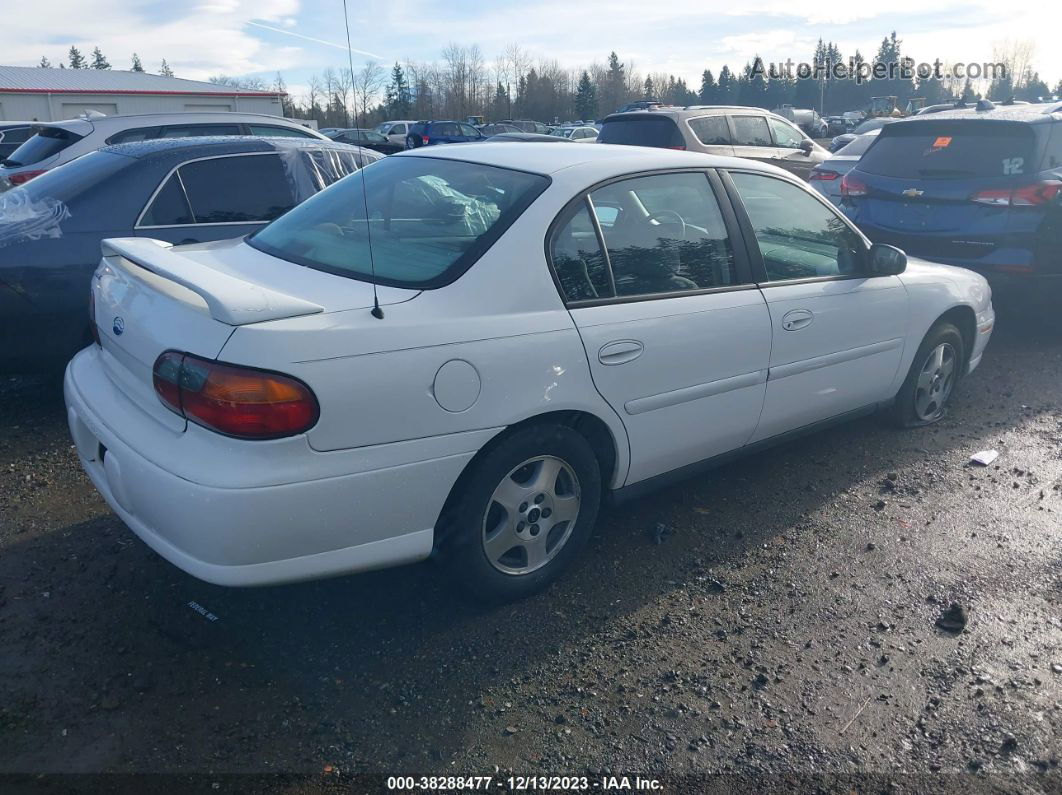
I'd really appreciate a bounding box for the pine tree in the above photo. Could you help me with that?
[698,69,717,104]
[68,46,86,69]
[159,59,174,78]
[1054,79,1062,99]
[604,51,626,112]
[384,62,412,117]
[643,76,655,100]
[574,71,597,121]
[717,65,735,104]
[91,47,111,70]
[38,56,51,68]
[131,53,144,73]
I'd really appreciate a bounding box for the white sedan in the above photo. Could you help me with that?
[64,143,994,601]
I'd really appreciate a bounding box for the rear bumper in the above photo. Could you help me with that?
[64,347,480,586]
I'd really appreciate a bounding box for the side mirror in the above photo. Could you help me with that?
[799,139,815,155]
[867,243,907,276]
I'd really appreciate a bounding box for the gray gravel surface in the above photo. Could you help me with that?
[0,303,1060,794]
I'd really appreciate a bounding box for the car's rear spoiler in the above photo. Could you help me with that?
[100,237,324,326]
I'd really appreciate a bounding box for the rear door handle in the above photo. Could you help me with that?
[598,340,644,365]
[781,309,814,331]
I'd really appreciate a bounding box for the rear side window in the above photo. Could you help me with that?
[107,127,160,144]
[179,154,295,223]
[551,202,613,301]
[4,127,82,167]
[140,174,194,226]
[142,154,295,226]
[160,124,241,138]
[834,133,878,157]
[248,124,315,139]
[392,124,407,134]
[598,117,685,148]
[858,121,1037,179]
[731,116,772,147]
[688,116,730,145]
[550,172,737,302]
[249,157,549,288]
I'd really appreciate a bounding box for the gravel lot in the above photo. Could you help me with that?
[1,301,1060,794]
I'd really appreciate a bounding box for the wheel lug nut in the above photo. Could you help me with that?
[534,494,545,504]
[541,508,551,518]
[529,524,540,536]
[516,521,525,531]
[519,502,528,513]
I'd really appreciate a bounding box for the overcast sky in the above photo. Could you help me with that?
[6,0,1060,97]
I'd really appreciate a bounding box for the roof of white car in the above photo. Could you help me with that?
[396,142,784,178]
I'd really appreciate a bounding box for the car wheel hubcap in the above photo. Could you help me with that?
[481,455,581,575]
[914,342,956,421]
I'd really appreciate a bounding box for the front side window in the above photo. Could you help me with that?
[731,116,772,147]
[768,118,804,149]
[688,116,730,146]
[550,172,736,302]
[730,172,865,281]
[250,157,549,288]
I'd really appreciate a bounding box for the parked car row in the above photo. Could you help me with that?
[0,112,328,188]
[0,135,379,373]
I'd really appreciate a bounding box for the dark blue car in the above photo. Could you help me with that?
[841,104,1062,288]
[0,136,378,373]
[404,121,485,149]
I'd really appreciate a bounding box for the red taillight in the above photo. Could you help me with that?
[8,169,46,186]
[840,174,867,197]
[88,290,101,346]
[809,170,839,181]
[971,180,1062,207]
[421,135,429,144]
[666,145,686,150]
[152,352,319,440]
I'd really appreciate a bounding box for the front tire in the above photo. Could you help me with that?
[890,321,965,427]
[441,424,602,603]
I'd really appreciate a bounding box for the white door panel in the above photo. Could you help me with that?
[572,289,771,484]
[752,276,907,441]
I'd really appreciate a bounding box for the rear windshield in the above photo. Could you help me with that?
[249,156,549,288]
[858,121,1038,179]
[598,117,684,148]
[3,127,82,167]
[834,132,878,157]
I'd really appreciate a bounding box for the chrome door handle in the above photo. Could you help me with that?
[598,340,644,365]
[781,309,814,331]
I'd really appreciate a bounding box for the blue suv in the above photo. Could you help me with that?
[405,121,485,148]
[842,103,1062,288]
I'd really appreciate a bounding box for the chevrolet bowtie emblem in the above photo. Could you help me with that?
[902,188,924,197]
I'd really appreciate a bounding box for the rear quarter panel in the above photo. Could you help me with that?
[217,189,633,487]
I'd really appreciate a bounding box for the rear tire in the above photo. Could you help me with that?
[440,424,601,603]
[890,322,965,428]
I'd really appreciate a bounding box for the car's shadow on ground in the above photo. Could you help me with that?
[0,299,1059,774]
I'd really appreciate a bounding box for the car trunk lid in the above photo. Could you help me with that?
[92,237,416,431]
